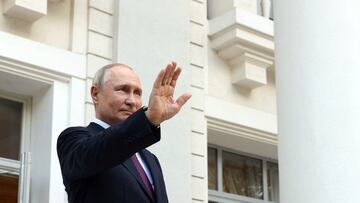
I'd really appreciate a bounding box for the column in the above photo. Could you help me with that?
[274,1,360,203]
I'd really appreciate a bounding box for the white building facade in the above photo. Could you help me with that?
[4,0,357,203]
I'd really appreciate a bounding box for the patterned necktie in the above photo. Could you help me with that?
[131,154,156,201]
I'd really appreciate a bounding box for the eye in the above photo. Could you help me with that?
[134,90,142,96]
[115,88,124,92]
[115,85,128,92]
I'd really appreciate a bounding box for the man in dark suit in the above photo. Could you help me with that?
[57,62,191,203]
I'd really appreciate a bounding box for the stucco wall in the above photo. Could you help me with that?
[207,45,277,114]
[0,0,72,50]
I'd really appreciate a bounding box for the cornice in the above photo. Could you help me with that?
[207,116,277,145]
[209,8,275,89]
[205,95,278,145]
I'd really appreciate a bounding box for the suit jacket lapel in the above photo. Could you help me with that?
[123,157,154,202]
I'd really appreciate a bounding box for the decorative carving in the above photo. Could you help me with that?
[209,8,274,89]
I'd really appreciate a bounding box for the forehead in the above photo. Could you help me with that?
[106,65,142,87]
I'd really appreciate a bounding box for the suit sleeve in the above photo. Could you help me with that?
[57,108,160,184]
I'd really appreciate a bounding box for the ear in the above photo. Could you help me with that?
[91,85,100,105]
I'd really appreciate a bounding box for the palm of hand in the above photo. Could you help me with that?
[153,85,178,120]
[146,62,191,125]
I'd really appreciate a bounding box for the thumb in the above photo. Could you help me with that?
[175,93,192,108]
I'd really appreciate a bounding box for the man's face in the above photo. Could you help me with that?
[93,66,143,125]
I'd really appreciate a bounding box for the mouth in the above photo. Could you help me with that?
[120,110,134,115]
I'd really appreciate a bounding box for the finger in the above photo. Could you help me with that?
[175,93,192,108]
[166,65,177,85]
[162,63,173,85]
[165,63,176,85]
[154,69,165,88]
[170,67,182,87]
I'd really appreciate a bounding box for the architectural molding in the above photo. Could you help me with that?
[205,95,277,158]
[0,158,20,174]
[205,95,277,134]
[0,57,68,84]
[2,0,65,22]
[209,8,274,89]
[230,51,273,88]
[207,117,277,145]
[2,0,47,22]
[0,31,86,80]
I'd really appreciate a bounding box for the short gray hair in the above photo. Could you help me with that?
[92,63,133,89]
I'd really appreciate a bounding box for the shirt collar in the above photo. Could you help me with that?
[93,118,111,129]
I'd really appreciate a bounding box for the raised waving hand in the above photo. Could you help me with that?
[145,61,192,125]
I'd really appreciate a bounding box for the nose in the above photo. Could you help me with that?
[125,93,135,106]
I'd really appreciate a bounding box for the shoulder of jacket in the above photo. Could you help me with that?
[58,126,89,140]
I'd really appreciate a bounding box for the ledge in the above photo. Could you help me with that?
[205,95,278,158]
[0,31,86,80]
[205,95,277,136]
[208,8,274,89]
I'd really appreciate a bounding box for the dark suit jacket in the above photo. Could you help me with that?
[57,109,168,203]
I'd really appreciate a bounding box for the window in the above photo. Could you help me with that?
[0,96,23,160]
[0,95,31,203]
[208,147,217,190]
[208,146,279,203]
[0,96,23,203]
[267,162,279,202]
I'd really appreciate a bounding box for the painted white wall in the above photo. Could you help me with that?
[207,1,276,115]
[30,84,53,203]
[0,22,86,202]
[207,45,277,114]
[0,0,72,50]
[114,1,192,202]
[0,31,86,78]
[206,95,278,159]
[208,0,258,19]
[274,0,360,202]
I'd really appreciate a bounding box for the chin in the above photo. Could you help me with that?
[118,114,131,121]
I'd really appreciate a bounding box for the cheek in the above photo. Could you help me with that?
[112,98,126,107]
[106,96,125,110]
[136,98,142,108]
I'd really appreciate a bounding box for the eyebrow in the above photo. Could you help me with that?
[114,84,142,94]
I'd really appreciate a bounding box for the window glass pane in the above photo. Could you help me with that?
[267,162,279,202]
[0,174,19,202]
[208,147,217,190]
[222,151,263,199]
[0,97,22,160]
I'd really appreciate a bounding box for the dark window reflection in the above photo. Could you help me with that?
[208,147,217,190]
[222,151,263,199]
[0,97,22,160]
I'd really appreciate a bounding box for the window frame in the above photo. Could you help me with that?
[208,144,278,203]
[0,91,32,202]
[0,92,31,166]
